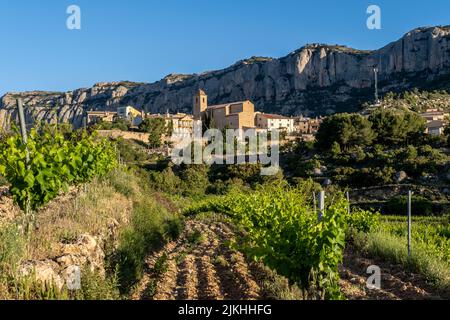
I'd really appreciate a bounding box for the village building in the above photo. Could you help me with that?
[117,106,143,126]
[420,108,449,135]
[426,120,447,136]
[164,112,194,136]
[255,112,294,132]
[293,116,322,135]
[420,109,449,122]
[294,116,310,134]
[193,90,256,130]
[308,117,322,134]
[86,111,117,125]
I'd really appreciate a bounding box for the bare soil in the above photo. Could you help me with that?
[132,219,277,300]
[132,218,446,301]
[339,248,446,300]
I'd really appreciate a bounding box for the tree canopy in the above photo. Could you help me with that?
[139,117,167,148]
[369,109,426,145]
[316,113,376,152]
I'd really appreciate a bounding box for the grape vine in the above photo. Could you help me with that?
[0,127,117,213]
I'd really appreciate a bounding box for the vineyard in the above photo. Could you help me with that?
[0,126,117,228]
[0,134,448,300]
[184,182,379,299]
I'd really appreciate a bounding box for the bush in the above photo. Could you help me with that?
[148,167,182,194]
[385,196,434,216]
[113,197,182,293]
[346,208,380,233]
[179,165,210,197]
[116,139,148,163]
[184,182,348,299]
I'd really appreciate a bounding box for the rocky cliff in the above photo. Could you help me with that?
[2,25,450,128]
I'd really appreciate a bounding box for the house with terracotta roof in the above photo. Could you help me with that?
[255,112,294,132]
[193,90,256,130]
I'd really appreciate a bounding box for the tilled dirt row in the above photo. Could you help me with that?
[132,219,446,300]
[339,249,446,300]
[133,219,265,300]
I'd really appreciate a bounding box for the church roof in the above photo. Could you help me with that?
[206,101,249,110]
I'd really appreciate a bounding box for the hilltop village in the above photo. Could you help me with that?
[87,89,328,144]
[86,89,447,147]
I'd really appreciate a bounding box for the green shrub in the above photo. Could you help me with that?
[116,139,148,163]
[184,182,347,299]
[149,167,182,194]
[385,195,434,216]
[179,165,210,197]
[346,208,380,233]
[113,198,181,293]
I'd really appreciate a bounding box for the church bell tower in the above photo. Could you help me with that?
[193,89,207,120]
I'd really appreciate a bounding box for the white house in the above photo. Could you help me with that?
[255,113,294,133]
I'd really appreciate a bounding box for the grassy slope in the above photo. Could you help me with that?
[0,166,183,299]
[351,215,450,296]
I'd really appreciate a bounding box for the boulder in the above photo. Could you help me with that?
[19,260,64,289]
[313,168,323,176]
[394,171,408,183]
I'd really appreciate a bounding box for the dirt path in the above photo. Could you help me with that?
[339,248,445,300]
[132,219,266,300]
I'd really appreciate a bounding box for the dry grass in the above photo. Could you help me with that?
[0,166,147,299]
[26,171,135,260]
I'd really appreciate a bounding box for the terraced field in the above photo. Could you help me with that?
[132,219,279,300]
[132,217,448,301]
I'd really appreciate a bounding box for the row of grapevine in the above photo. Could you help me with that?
[0,127,117,212]
[184,182,379,299]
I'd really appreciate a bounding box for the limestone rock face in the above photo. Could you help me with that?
[18,233,111,290]
[1,26,450,128]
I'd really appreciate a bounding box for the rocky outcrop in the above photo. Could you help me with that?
[18,219,120,291]
[1,26,450,128]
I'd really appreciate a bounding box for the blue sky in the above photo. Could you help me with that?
[1,0,449,96]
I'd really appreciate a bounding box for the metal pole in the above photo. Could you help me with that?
[318,191,325,221]
[17,98,32,231]
[17,99,30,164]
[346,191,351,214]
[407,190,412,258]
[313,192,317,216]
[374,67,379,103]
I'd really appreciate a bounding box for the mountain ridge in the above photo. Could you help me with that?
[1,25,450,128]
